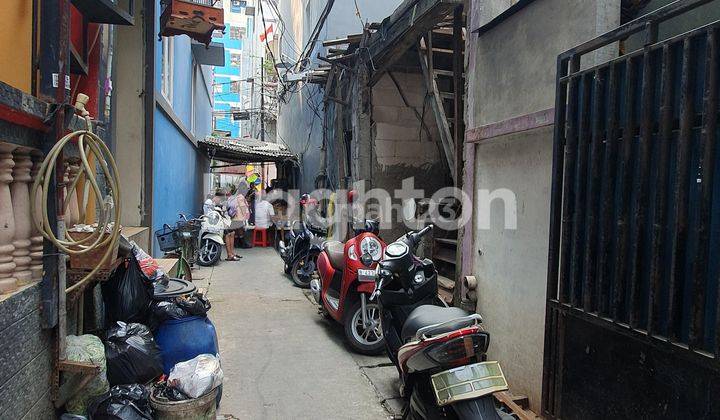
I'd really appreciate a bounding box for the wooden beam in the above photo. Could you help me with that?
[432,27,454,35]
[367,0,461,84]
[419,39,456,182]
[322,34,363,47]
[494,391,540,420]
[452,4,465,188]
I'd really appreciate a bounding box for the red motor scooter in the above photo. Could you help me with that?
[310,218,386,354]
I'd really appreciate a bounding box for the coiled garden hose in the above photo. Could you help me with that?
[30,94,122,293]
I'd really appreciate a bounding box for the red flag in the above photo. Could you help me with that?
[260,24,274,42]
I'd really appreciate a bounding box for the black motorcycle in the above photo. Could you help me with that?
[279,220,325,288]
[370,225,513,420]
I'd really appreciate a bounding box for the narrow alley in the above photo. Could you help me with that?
[2,0,720,419]
[193,248,402,419]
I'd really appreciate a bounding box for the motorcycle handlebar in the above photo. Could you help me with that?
[408,224,434,247]
[417,224,433,238]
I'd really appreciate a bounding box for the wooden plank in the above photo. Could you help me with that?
[465,108,555,143]
[494,391,540,420]
[452,5,465,189]
[433,27,454,35]
[421,46,456,54]
[434,248,456,265]
[438,288,454,304]
[367,0,461,83]
[419,40,456,182]
[322,34,363,47]
[435,237,457,245]
[437,275,455,290]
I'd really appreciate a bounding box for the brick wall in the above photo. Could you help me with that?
[0,283,54,418]
[368,71,450,241]
[371,72,441,168]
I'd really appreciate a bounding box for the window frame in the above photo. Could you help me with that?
[161,36,174,104]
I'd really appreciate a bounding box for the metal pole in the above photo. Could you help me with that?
[260,55,265,142]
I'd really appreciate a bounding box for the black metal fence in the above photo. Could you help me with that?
[544,0,720,417]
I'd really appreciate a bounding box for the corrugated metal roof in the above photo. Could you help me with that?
[199,136,297,163]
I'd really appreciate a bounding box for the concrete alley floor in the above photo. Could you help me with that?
[191,247,404,420]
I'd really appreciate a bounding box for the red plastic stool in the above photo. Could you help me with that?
[252,228,270,247]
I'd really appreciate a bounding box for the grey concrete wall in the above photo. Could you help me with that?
[276,0,404,192]
[465,0,621,412]
[0,284,54,419]
[471,127,552,412]
[625,0,720,52]
[113,17,146,227]
[467,0,620,128]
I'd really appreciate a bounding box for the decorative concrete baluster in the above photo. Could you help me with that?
[0,142,17,293]
[11,148,33,285]
[64,161,80,228]
[29,152,43,281]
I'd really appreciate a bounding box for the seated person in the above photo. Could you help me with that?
[254,191,278,229]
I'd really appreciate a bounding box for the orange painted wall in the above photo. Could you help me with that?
[0,0,33,92]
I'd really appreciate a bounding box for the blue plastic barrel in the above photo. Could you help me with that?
[155,316,220,374]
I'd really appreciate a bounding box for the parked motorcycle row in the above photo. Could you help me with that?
[278,195,514,419]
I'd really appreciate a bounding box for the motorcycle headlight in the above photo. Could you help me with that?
[360,237,382,261]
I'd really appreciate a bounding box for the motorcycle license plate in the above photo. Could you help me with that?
[358,268,377,282]
[431,361,508,407]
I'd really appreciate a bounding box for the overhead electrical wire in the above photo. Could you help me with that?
[294,0,335,72]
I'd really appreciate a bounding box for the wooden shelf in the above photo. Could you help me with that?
[435,237,457,246]
[433,249,456,265]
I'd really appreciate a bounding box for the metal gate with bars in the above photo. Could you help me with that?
[543,0,720,418]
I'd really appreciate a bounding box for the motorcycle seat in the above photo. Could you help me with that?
[401,305,473,342]
[323,240,345,270]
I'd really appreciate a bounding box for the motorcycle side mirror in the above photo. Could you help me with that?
[360,252,373,267]
[402,199,416,222]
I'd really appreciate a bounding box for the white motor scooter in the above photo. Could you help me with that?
[197,206,230,266]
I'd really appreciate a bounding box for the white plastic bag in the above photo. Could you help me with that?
[167,354,223,398]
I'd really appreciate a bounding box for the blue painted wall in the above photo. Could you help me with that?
[152,2,214,255]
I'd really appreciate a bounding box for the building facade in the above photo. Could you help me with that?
[152,2,215,255]
[462,0,720,416]
[275,0,405,193]
[0,0,218,416]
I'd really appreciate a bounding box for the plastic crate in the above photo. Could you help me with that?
[155,224,180,252]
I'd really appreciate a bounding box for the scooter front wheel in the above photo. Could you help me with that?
[344,300,385,355]
[197,239,222,266]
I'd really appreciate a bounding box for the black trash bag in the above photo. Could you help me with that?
[88,384,153,420]
[147,293,211,330]
[176,293,211,316]
[102,256,154,324]
[105,322,163,386]
[152,381,190,402]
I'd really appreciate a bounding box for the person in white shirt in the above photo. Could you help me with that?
[254,191,277,229]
